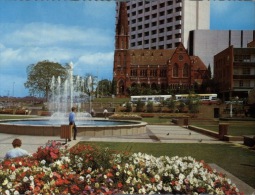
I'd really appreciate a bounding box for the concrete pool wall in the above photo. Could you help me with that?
[0,120,147,137]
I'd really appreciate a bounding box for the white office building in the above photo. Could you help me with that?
[116,0,210,49]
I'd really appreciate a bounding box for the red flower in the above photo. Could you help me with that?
[117,182,123,188]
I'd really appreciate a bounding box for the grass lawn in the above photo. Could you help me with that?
[81,141,255,189]
[142,116,255,136]
[190,121,255,136]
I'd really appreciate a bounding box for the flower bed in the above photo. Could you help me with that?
[140,113,155,118]
[0,109,14,114]
[0,142,242,195]
[109,113,142,120]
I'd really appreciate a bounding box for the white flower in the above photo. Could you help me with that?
[5,190,10,195]
[23,177,29,183]
[79,176,84,181]
[29,176,34,181]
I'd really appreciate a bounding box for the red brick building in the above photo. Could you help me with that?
[113,2,210,97]
[214,42,255,100]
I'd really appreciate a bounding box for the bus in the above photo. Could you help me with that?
[130,94,218,104]
[130,95,172,104]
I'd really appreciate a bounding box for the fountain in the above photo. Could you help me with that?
[0,62,147,137]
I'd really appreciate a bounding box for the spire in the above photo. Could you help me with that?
[115,2,129,50]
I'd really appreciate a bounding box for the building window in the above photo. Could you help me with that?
[159,28,164,33]
[160,69,167,77]
[144,40,149,44]
[239,80,243,87]
[131,69,137,76]
[167,35,172,40]
[167,43,172,48]
[175,16,182,21]
[138,25,143,30]
[167,1,173,6]
[183,63,189,77]
[159,19,165,25]
[138,41,142,45]
[173,63,178,77]
[138,17,142,22]
[152,22,157,27]
[159,11,165,16]
[144,31,149,36]
[152,38,157,43]
[131,35,136,39]
[145,7,150,12]
[167,26,173,31]
[159,37,164,42]
[131,27,136,31]
[138,33,142,38]
[167,18,173,23]
[138,9,143,14]
[140,69,147,76]
[150,69,157,77]
[144,23,149,28]
[160,2,165,8]
[145,15,150,20]
[152,30,157,35]
[243,68,250,75]
[152,5,157,10]
[152,13,157,18]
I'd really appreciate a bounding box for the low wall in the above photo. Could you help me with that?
[0,120,147,137]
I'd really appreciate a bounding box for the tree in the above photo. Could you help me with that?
[24,60,67,100]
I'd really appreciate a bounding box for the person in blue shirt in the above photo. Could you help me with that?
[69,106,77,140]
[5,138,29,159]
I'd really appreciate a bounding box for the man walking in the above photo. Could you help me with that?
[69,107,77,140]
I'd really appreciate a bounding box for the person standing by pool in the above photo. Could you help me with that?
[69,106,77,140]
[5,138,29,159]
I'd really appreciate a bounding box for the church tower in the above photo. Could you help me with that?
[113,2,130,97]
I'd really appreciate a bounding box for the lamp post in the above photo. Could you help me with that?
[230,96,239,118]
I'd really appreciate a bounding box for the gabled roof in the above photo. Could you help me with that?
[129,49,175,65]
[190,56,207,70]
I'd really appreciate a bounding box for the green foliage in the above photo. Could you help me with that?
[125,102,132,112]
[167,99,176,112]
[24,60,67,99]
[146,101,154,113]
[135,100,145,112]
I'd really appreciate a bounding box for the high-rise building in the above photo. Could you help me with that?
[116,0,210,50]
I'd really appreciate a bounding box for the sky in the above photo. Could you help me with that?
[0,1,254,97]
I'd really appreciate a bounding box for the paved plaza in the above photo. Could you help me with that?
[0,124,254,194]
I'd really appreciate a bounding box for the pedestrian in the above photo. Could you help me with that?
[5,138,29,159]
[69,106,77,140]
[91,108,95,117]
[103,108,108,119]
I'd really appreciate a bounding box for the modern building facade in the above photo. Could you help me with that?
[214,42,255,100]
[116,0,210,50]
[189,30,255,72]
[113,2,210,97]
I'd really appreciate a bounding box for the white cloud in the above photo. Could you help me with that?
[0,22,113,48]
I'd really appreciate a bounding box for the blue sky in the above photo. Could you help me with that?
[0,1,254,97]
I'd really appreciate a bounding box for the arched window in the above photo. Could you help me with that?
[183,63,189,77]
[173,63,178,77]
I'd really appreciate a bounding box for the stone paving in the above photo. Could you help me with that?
[0,124,254,194]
